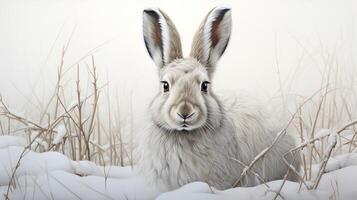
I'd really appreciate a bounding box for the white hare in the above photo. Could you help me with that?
[138,6,300,190]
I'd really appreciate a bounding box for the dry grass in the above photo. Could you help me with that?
[229,37,357,199]
[0,45,136,198]
[0,37,356,200]
[0,46,134,175]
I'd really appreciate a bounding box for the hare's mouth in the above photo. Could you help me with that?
[176,124,192,131]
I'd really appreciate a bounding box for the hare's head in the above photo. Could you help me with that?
[143,7,232,132]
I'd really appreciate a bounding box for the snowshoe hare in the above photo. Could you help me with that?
[138,6,300,190]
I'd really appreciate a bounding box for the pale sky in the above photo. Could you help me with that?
[0,0,356,115]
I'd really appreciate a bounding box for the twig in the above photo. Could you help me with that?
[312,133,337,189]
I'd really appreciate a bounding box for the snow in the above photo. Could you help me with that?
[33,137,48,150]
[315,129,331,138]
[0,135,26,149]
[160,166,357,200]
[1,171,158,200]
[52,124,66,145]
[326,132,338,152]
[1,135,357,200]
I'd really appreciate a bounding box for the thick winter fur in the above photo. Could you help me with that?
[139,7,300,190]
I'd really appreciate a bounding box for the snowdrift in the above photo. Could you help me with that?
[0,135,356,200]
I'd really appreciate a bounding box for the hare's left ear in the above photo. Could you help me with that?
[143,8,183,69]
[190,7,232,75]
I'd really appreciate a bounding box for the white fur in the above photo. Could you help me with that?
[142,8,171,67]
[139,7,300,191]
[138,93,299,190]
[203,7,232,66]
[142,11,162,67]
[155,8,170,65]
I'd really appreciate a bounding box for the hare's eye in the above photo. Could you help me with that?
[160,81,170,92]
[201,81,210,93]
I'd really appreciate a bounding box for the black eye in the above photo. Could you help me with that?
[201,81,210,92]
[160,81,170,92]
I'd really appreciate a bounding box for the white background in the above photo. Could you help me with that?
[0,0,356,114]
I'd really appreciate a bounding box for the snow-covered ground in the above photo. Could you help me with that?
[0,135,357,200]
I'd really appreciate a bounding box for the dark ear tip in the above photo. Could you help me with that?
[221,8,231,13]
[143,8,153,13]
[212,6,232,16]
[143,8,160,19]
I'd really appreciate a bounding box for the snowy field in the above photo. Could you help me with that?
[1,135,357,200]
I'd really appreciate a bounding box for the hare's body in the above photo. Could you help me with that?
[139,76,298,190]
[139,7,300,190]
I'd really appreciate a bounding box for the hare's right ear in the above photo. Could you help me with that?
[143,8,183,68]
[190,7,232,76]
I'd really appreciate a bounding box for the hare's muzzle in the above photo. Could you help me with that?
[174,101,198,125]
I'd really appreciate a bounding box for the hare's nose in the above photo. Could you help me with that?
[176,102,195,120]
[177,112,195,120]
